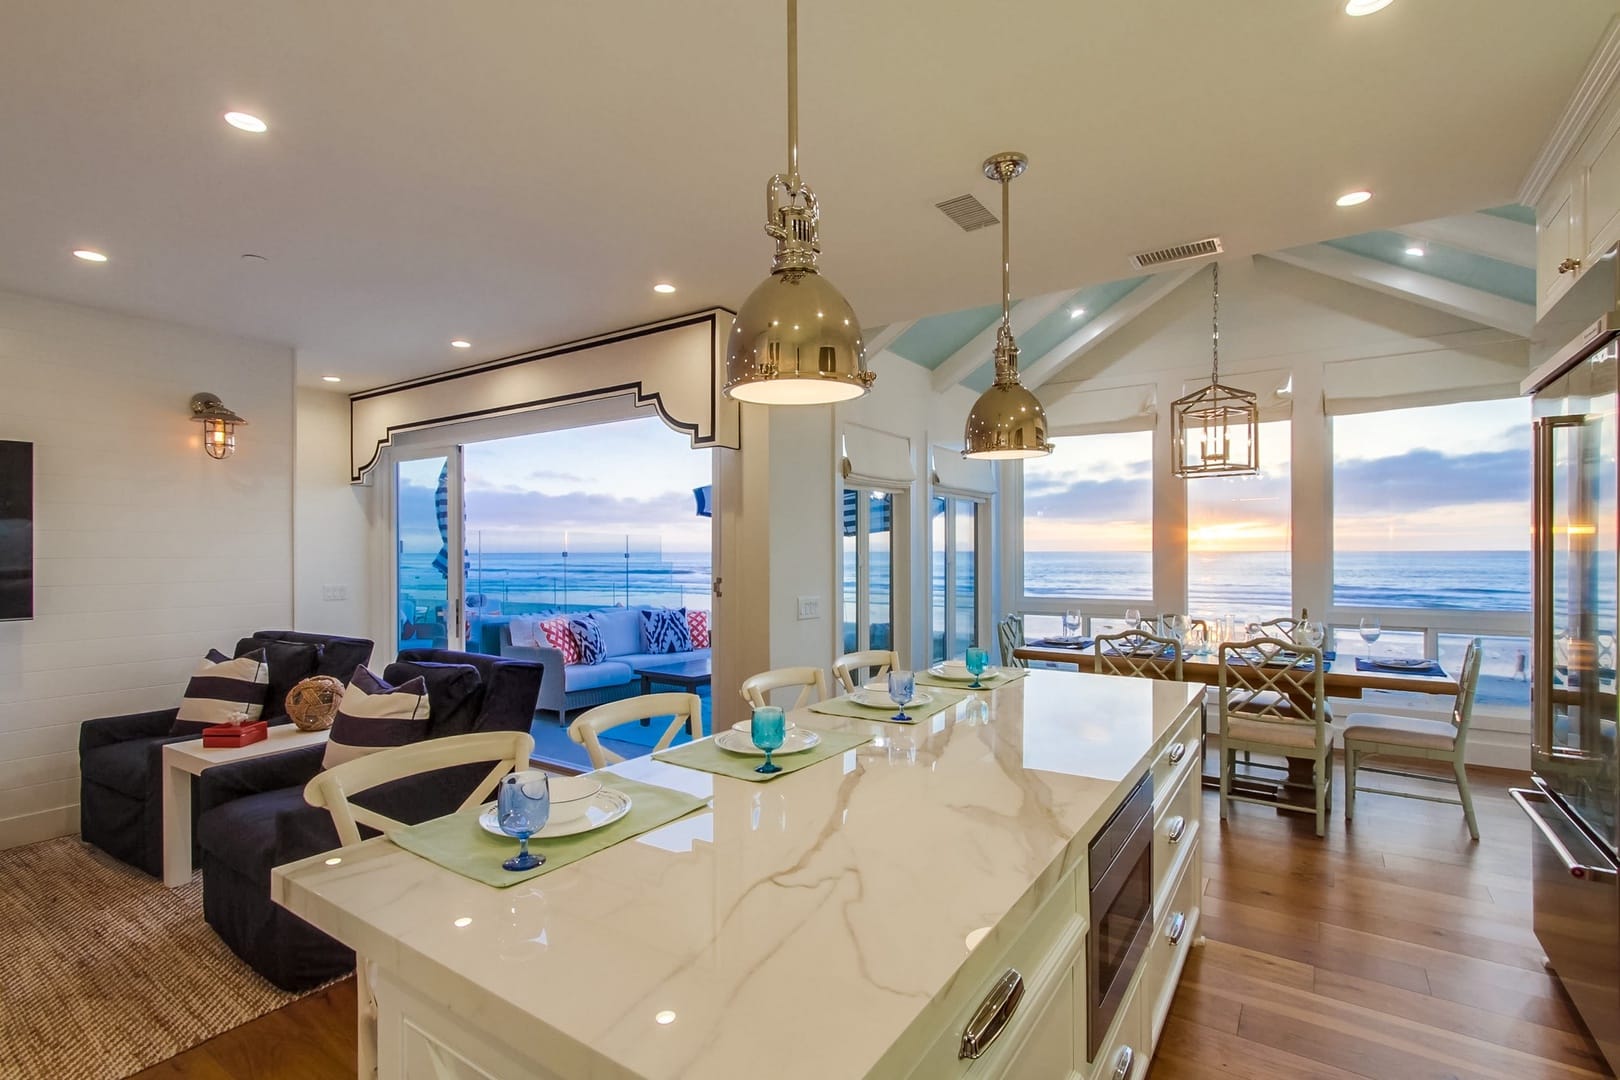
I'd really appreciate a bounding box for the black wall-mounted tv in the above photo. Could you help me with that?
[0,441,33,621]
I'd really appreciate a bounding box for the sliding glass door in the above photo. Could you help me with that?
[395,446,464,653]
[842,487,898,654]
[932,494,984,662]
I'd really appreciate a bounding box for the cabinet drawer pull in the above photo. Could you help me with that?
[1113,1045,1135,1080]
[1166,816,1186,844]
[1558,257,1582,274]
[1166,741,1186,765]
[958,968,1023,1060]
[1167,911,1187,945]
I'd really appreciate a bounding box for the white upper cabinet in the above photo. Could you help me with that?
[1537,84,1620,320]
[1538,177,1579,320]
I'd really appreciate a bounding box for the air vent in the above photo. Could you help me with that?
[936,194,999,232]
[1130,236,1223,270]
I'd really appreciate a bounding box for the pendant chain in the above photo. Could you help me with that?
[1211,262,1221,384]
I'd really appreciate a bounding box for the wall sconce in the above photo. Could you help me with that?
[189,393,247,460]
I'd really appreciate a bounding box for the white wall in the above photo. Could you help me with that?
[0,289,294,848]
[293,387,373,637]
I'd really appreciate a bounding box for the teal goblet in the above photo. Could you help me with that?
[751,706,786,775]
[965,647,989,689]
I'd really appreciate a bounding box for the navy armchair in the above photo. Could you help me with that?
[195,650,544,991]
[78,631,374,877]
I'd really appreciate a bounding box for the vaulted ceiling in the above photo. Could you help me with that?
[0,2,1609,389]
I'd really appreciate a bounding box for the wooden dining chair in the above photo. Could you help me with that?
[997,615,1027,669]
[303,730,536,1080]
[740,666,829,710]
[1344,637,1484,840]
[832,649,899,693]
[569,692,704,770]
[1094,629,1183,681]
[1218,637,1333,837]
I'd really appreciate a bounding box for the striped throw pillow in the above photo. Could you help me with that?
[172,649,270,734]
[322,666,432,769]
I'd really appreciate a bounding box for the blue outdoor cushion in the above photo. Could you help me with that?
[563,661,633,693]
[592,608,642,658]
[641,607,692,654]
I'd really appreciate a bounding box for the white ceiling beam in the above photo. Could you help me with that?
[1402,213,1533,267]
[861,320,914,359]
[1022,267,1201,391]
[1262,245,1534,338]
[929,290,1076,393]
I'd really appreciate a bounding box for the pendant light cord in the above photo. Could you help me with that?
[1001,171,1012,329]
[786,0,800,192]
[1210,262,1221,385]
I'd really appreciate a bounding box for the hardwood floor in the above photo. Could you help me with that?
[138,762,1612,1080]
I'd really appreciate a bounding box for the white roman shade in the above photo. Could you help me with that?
[1322,341,1530,416]
[1042,382,1158,436]
[931,444,996,496]
[841,424,914,487]
[1177,368,1293,422]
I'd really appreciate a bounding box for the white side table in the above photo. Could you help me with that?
[161,726,330,888]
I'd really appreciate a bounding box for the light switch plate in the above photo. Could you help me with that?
[796,595,820,621]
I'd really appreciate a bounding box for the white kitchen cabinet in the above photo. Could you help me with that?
[1538,177,1580,319]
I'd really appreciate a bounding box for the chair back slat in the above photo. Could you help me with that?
[832,650,898,693]
[1217,637,1327,747]
[1452,637,1484,737]
[304,730,535,848]
[1094,630,1184,681]
[740,667,828,710]
[997,615,1026,669]
[570,693,703,771]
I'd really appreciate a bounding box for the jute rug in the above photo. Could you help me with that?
[0,837,309,1080]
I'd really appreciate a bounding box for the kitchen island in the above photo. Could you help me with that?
[273,669,1205,1079]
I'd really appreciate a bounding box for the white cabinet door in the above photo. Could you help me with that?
[1538,178,1578,319]
[993,972,1076,1080]
[1584,111,1620,265]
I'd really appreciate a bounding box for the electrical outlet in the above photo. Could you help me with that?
[321,584,349,602]
[796,595,820,621]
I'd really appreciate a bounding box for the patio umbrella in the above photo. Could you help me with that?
[430,461,468,579]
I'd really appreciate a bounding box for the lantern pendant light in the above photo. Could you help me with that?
[1171,263,1259,478]
[723,0,873,405]
[962,152,1053,460]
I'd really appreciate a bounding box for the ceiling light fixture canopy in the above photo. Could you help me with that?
[962,152,1052,460]
[1171,263,1258,478]
[723,0,872,406]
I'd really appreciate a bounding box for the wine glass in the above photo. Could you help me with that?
[1124,608,1142,631]
[1062,609,1082,639]
[965,647,989,689]
[498,770,550,872]
[751,706,786,775]
[1300,620,1326,664]
[888,670,916,723]
[1359,617,1382,658]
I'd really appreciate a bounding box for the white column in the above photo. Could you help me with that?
[1154,373,1189,614]
[1290,364,1331,623]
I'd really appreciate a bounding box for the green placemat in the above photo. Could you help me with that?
[652,729,873,782]
[389,776,708,888]
[914,668,1028,690]
[808,688,969,723]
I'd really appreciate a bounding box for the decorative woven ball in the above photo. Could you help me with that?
[286,675,344,731]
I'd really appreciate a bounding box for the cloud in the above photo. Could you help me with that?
[400,478,706,550]
[1335,447,1529,514]
[528,469,585,483]
[1025,476,1153,521]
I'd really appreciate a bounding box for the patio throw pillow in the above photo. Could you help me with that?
[322,665,432,768]
[569,613,607,665]
[172,649,270,735]
[507,614,541,649]
[641,607,692,654]
[686,609,710,649]
[538,615,581,664]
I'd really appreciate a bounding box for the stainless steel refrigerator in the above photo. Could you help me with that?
[1520,253,1620,1072]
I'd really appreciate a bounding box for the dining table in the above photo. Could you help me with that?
[1014,640,1461,810]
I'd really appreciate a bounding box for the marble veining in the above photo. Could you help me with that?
[273,670,1203,1079]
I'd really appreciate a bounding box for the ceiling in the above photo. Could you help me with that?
[0,1,1611,389]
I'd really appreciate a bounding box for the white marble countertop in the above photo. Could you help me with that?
[272,670,1203,1080]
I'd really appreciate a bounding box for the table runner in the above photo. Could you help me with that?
[652,729,873,782]
[913,668,1028,690]
[808,688,969,724]
[389,776,708,887]
[1355,656,1447,678]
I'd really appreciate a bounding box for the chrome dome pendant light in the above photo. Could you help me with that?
[963,152,1052,460]
[723,0,873,405]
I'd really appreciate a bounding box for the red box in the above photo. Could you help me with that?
[202,719,268,748]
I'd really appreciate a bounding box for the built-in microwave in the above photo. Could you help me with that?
[1086,771,1153,1061]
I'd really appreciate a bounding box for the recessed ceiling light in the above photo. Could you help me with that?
[224,111,268,133]
[1404,244,1425,257]
[1344,0,1394,14]
[322,375,342,383]
[653,282,677,294]
[1335,189,1373,207]
[453,916,473,928]
[655,1010,677,1025]
[72,249,108,263]
[1069,307,1086,319]
[450,339,472,349]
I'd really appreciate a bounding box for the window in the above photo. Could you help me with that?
[1187,421,1291,617]
[842,488,896,653]
[1332,398,1530,611]
[931,495,983,662]
[1023,431,1153,602]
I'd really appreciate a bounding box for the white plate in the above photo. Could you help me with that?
[478,788,632,839]
[714,728,822,756]
[849,688,934,708]
[925,665,980,682]
[729,719,797,734]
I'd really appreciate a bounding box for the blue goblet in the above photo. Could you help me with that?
[751,706,786,775]
[888,670,916,723]
[965,647,989,689]
[498,770,550,872]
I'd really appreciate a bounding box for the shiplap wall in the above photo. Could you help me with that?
[0,289,294,848]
